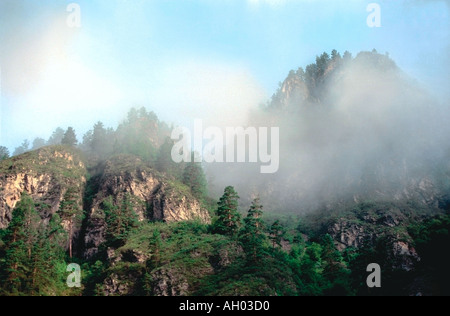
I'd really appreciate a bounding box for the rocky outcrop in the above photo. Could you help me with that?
[151,188,210,223]
[274,74,310,109]
[329,220,367,251]
[151,267,191,296]
[352,175,442,209]
[83,155,211,258]
[103,271,142,296]
[0,172,54,228]
[327,205,422,272]
[0,146,86,248]
[390,239,420,272]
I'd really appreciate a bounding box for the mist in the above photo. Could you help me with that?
[0,1,448,213]
[206,50,450,213]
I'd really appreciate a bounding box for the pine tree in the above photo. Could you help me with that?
[182,158,207,201]
[2,193,40,293]
[343,50,352,61]
[13,140,30,156]
[156,137,182,179]
[321,234,343,274]
[240,197,267,264]
[59,187,82,258]
[47,127,65,145]
[331,49,341,60]
[296,67,305,80]
[62,127,78,147]
[103,194,139,248]
[269,220,285,248]
[91,121,106,152]
[32,138,46,150]
[213,186,241,236]
[29,214,66,294]
[0,146,10,161]
[320,234,351,295]
[298,242,324,295]
[148,228,162,270]
[91,121,115,159]
[114,108,160,163]
[0,193,69,295]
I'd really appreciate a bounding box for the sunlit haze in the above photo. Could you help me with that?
[0,0,449,151]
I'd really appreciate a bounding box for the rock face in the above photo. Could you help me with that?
[326,204,423,272]
[329,220,366,251]
[0,146,86,248]
[83,155,211,258]
[390,239,420,272]
[1,149,211,260]
[151,267,191,296]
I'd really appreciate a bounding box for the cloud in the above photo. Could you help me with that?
[148,60,267,128]
[2,56,125,148]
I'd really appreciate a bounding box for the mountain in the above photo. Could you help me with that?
[0,146,86,255]
[1,50,449,296]
[208,50,450,212]
[83,154,210,259]
[0,146,211,295]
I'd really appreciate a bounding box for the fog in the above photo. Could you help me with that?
[206,51,450,213]
[1,1,449,213]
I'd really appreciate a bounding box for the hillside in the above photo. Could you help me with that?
[0,50,449,296]
[208,50,450,212]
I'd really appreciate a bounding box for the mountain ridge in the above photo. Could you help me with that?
[0,50,449,296]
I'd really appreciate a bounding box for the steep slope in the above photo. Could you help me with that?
[83,154,211,258]
[97,222,241,296]
[0,145,87,252]
[209,50,450,212]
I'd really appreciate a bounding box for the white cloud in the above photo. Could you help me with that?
[5,57,125,146]
[148,60,267,128]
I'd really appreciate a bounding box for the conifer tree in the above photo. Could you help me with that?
[0,146,10,161]
[213,186,241,236]
[2,193,40,293]
[269,220,285,248]
[241,197,267,264]
[29,214,67,294]
[182,158,207,201]
[59,187,82,258]
[47,127,65,145]
[62,127,78,147]
[156,137,182,179]
[103,194,139,248]
[148,228,162,270]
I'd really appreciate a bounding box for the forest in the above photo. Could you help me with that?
[0,50,449,296]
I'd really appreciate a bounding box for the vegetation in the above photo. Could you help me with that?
[0,193,71,295]
[0,146,10,161]
[182,159,208,201]
[212,186,241,236]
[0,51,448,296]
[61,127,78,147]
[0,155,448,296]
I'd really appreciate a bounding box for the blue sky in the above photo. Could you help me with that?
[0,0,449,151]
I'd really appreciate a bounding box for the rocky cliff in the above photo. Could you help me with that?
[0,146,86,249]
[312,200,432,272]
[83,154,211,258]
[0,149,211,260]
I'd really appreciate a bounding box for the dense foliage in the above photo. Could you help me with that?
[1,183,447,295]
[0,51,449,296]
